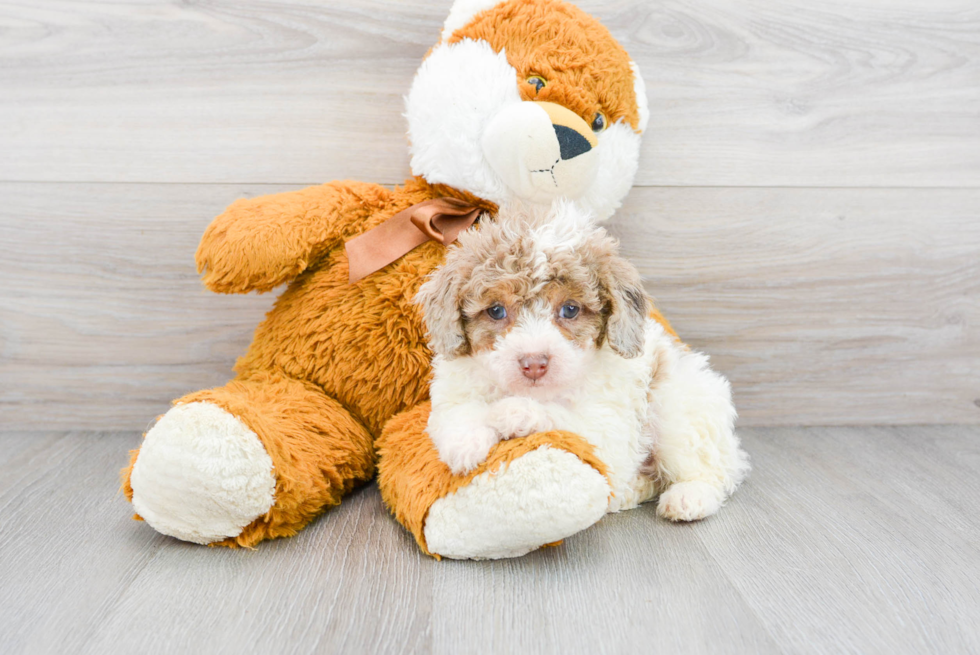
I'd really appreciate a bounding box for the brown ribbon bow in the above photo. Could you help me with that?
[345,197,483,284]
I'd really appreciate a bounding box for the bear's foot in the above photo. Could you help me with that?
[129,402,276,544]
[424,445,610,560]
[125,373,376,548]
[378,403,613,560]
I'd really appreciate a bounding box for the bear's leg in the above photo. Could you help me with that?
[121,372,373,547]
[377,402,611,560]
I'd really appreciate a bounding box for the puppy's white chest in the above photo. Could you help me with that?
[546,349,657,511]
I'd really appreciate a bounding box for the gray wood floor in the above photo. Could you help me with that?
[1,427,977,655]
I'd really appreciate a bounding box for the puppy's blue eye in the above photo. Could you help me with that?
[559,303,580,319]
[487,304,508,320]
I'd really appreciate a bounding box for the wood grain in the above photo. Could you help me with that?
[428,511,780,654]
[80,486,435,655]
[609,186,980,426]
[0,432,168,655]
[1,427,978,654]
[0,0,977,186]
[694,426,980,654]
[1,182,977,430]
[0,183,280,431]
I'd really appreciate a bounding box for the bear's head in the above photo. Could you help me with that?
[406,0,648,221]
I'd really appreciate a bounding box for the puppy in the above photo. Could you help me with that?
[415,206,750,521]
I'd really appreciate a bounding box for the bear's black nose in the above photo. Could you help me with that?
[553,124,593,160]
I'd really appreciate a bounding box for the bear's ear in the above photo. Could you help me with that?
[441,0,507,41]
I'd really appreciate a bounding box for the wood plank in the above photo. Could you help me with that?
[1,0,978,187]
[429,511,780,654]
[609,186,980,426]
[1,183,978,430]
[0,183,280,431]
[2,428,979,654]
[79,485,435,655]
[0,432,168,655]
[698,426,980,654]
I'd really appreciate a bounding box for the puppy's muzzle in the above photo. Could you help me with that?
[519,354,550,381]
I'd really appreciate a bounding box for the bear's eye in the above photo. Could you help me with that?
[591,113,606,132]
[526,76,547,93]
[486,304,508,321]
[558,302,580,319]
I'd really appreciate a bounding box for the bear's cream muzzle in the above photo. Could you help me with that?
[481,101,599,205]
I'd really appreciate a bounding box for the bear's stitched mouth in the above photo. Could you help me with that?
[530,159,561,187]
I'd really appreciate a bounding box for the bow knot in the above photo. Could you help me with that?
[345,197,483,284]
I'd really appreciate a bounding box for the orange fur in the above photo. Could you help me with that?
[120,448,139,501]
[227,179,494,437]
[449,0,641,132]
[121,177,496,545]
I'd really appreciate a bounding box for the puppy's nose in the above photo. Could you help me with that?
[519,354,550,381]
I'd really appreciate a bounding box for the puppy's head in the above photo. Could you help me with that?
[416,212,649,398]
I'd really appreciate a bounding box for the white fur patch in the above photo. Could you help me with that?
[427,399,499,474]
[657,480,725,522]
[646,340,752,506]
[486,395,555,439]
[130,402,276,545]
[578,120,643,222]
[517,199,595,247]
[477,309,591,401]
[406,39,519,208]
[424,446,610,560]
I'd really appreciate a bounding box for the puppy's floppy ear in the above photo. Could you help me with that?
[599,255,650,359]
[414,256,470,359]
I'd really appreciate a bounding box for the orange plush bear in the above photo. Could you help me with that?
[122,0,664,558]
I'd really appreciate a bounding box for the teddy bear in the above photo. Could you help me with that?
[121,0,737,560]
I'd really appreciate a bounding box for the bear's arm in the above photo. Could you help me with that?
[196,180,391,293]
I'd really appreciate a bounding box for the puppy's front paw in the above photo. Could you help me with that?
[436,425,500,476]
[657,481,725,522]
[487,397,553,440]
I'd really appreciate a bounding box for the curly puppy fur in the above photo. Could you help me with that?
[417,204,750,518]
